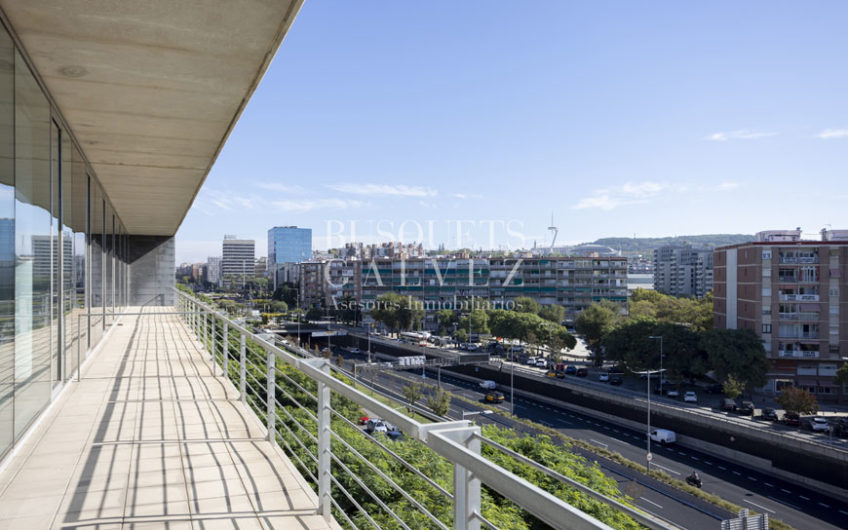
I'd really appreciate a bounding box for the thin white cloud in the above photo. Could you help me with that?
[271,198,367,213]
[706,130,777,141]
[817,128,848,140]
[573,179,739,211]
[716,181,740,191]
[573,194,640,211]
[254,181,305,193]
[326,183,437,197]
[452,192,484,200]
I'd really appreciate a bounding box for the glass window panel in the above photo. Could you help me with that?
[89,183,103,346]
[49,121,59,387]
[14,49,52,438]
[104,204,113,324]
[70,147,86,358]
[0,25,13,459]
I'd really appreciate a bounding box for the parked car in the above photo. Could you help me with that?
[738,401,755,416]
[535,359,547,368]
[576,367,588,377]
[649,429,677,444]
[783,411,800,426]
[479,380,496,390]
[666,388,680,398]
[809,417,831,432]
[365,418,389,434]
[760,408,780,421]
[565,365,577,375]
[720,398,737,412]
[525,357,538,366]
[683,391,698,403]
[609,375,623,386]
[485,391,505,403]
[832,418,848,437]
[599,372,610,382]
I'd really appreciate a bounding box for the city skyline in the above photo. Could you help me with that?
[176,1,848,262]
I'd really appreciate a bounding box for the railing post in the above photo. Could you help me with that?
[318,360,332,518]
[450,425,482,530]
[203,310,208,351]
[266,349,275,441]
[240,333,246,404]
[211,317,217,375]
[222,321,229,380]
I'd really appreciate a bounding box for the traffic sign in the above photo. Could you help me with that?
[646,453,653,462]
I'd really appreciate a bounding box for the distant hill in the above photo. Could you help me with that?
[592,234,754,255]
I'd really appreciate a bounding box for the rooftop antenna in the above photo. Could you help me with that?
[548,213,558,253]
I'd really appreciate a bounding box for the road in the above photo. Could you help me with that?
[337,348,847,530]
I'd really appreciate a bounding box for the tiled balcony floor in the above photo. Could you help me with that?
[0,310,337,529]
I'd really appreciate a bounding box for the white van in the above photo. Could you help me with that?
[478,380,496,390]
[649,429,676,444]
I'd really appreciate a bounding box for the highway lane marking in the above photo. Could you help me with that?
[651,463,680,475]
[768,496,799,510]
[839,509,848,516]
[764,482,774,488]
[743,499,775,514]
[799,495,810,501]
[589,438,608,448]
[704,461,713,466]
[732,471,741,476]
[780,489,791,494]
[747,476,757,482]
[691,456,699,461]
[665,448,675,452]
[677,451,687,456]
[613,429,620,433]
[639,497,663,509]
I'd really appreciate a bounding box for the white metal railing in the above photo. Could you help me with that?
[175,290,672,530]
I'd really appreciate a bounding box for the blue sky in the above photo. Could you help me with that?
[176,1,848,262]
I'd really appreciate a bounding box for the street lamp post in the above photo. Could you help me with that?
[649,335,664,385]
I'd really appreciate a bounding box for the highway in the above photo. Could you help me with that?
[336,349,848,530]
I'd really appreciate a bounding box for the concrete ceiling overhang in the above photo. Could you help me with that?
[0,0,303,236]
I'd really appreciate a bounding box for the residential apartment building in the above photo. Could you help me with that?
[653,245,713,298]
[222,236,255,280]
[206,257,222,286]
[299,256,628,325]
[713,229,848,397]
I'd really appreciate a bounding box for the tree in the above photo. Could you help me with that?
[435,309,457,335]
[602,319,658,371]
[402,383,422,413]
[699,329,769,390]
[722,374,743,399]
[454,328,469,343]
[428,388,452,416]
[836,362,848,404]
[371,292,425,333]
[776,386,818,415]
[513,296,541,314]
[335,354,345,368]
[459,309,490,337]
[538,304,565,324]
[575,300,622,365]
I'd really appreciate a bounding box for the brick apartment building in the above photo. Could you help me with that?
[713,229,848,398]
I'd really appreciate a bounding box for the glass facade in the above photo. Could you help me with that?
[268,226,312,268]
[0,20,128,461]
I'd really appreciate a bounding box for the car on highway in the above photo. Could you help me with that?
[525,357,537,366]
[783,411,800,426]
[555,370,566,379]
[683,391,698,403]
[808,417,831,432]
[666,388,680,398]
[576,367,588,377]
[478,380,496,390]
[761,408,780,421]
[598,372,610,382]
[350,347,361,354]
[565,365,576,375]
[358,415,370,425]
[832,418,848,438]
[649,428,677,444]
[485,391,505,403]
[545,370,557,378]
[365,418,391,434]
[535,359,547,368]
[609,375,623,386]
